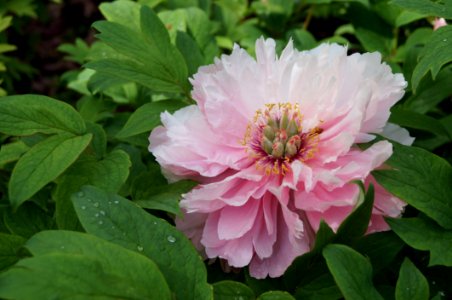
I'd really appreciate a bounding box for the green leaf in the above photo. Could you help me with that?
[295,273,342,300]
[72,185,212,300]
[54,150,130,230]
[9,133,92,208]
[85,121,107,159]
[353,231,404,272]
[213,281,255,300]
[395,258,429,300]
[258,291,295,300]
[176,31,205,76]
[412,26,452,91]
[335,183,374,243]
[134,180,196,216]
[89,5,190,94]
[387,217,452,267]
[99,1,141,30]
[346,3,393,55]
[116,100,186,138]
[373,143,452,229]
[323,244,383,300]
[4,202,54,239]
[0,233,25,271]
[389,108,450,138]
[0,231,171,300]
[0,95,86,136]
[0,140,29,166]
[404,66,452,113]
[391,0,452,19]
[284,221,335,293]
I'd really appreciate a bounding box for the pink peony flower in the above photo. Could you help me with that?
[149,38,409,278]
[433,17,447,30]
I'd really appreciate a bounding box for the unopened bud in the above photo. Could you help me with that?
[263,125,275,141]
[287,120,298,137]
[261,137,273,154]
[271,142,284,158]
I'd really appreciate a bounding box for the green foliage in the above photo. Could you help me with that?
[0,231,171,299]
[373,143,452,229]
[387,217,452,267]
[9,133,92,208]
[72,185,213,300]
[213,281,256,300]
[323,244,383,300]
[395,258,429,300]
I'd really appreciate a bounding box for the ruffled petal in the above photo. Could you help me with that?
[149,105,248,180]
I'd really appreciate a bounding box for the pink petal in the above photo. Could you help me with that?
[218,198,260,240]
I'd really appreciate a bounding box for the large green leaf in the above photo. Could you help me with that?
[395,258,429,300]
[373,143,452,229]
[258,291,295,300]
[323,244,383,300]
[404,66,452,113]
[387,217,452,267]
[116,100,186,138]
[53,150,131,230]
[213,281,255,300]
[0,95,86,136]
[389,109,451,138]
[72,185,212,300]
[0,231,171,300]
[411,26,452,91]
[391,0,452,19]
[88,5,189,94]
[9,133,92,208]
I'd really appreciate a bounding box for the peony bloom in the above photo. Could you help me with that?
[433,17,447,30]
[149,38,408,278]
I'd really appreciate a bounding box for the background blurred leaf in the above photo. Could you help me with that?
[391,0,452,19]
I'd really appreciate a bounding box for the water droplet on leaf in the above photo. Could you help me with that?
[95,213,99,218]
[114,200,119,204]
[100,210,106,216]
[81,206,86,210]
[93,202,99,207]
[98,220,103,225]
[167,236,176,243]
[137,245,144,252]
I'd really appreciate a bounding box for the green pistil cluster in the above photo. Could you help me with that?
[261,112,301,159]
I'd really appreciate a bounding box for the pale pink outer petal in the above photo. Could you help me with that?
[149,105,249,181]
[433,18,447,30]
[175,211,208,255]
[381,123,415,146]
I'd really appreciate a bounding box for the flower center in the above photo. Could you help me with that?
[243,103,322,175]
